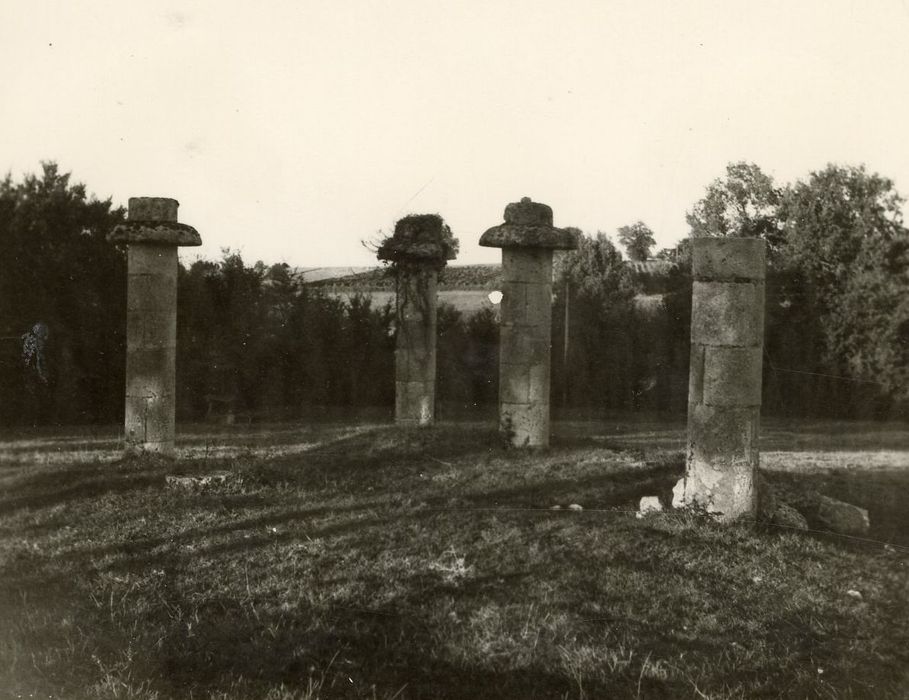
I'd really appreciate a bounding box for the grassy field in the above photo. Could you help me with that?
[1,419,908,698]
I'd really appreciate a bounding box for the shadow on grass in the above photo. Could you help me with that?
[0,424,497,517]
[2,432,906,698]
[143,591,679,699]
[0,421,669,516]
[443,462,682,511]
[0,458,166,516]
[77,463,685,575]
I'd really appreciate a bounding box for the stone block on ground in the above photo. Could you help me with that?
[817,495,870,536]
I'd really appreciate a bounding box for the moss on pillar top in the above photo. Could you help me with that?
[377,214,458,271]
[479,197,578,250]
[108,196,202,246]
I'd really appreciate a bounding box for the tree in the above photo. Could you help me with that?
[780,164,909,400]
[556,230,635,303]
[552,230,637,408]
[0,162,125,424]
[686,162,784,259]
[617,221,656,261]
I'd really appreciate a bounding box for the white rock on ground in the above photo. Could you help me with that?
[671,478,686,509]
[165,472,230,489]
[637,496,663,518]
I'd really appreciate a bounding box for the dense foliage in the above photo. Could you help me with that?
[0,163,126,425]
[175,257,396,421]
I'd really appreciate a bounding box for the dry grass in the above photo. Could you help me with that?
[1,420,907,698]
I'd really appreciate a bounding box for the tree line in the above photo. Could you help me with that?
[1,161,906,427]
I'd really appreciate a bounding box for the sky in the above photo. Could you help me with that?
[3,0,909,267]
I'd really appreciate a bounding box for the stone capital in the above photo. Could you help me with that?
[480,197,578,250]
[108,196,202,246]
[109,222,202,246]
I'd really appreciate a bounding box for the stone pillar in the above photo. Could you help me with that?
[675,237,766,520]
[377,214,457,428]
[108,198,201,454]
[395,267,438,426]
[480,198,577,447]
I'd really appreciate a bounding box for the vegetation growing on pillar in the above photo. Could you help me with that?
[378,215,458,386]
[376,214,458,274]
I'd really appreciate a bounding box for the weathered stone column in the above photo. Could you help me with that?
[480,198,577,447]
[378,214,457,427]
[674,237,766,520]
[109,198,201,454]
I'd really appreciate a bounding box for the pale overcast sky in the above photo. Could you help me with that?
[3,1,908,266]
